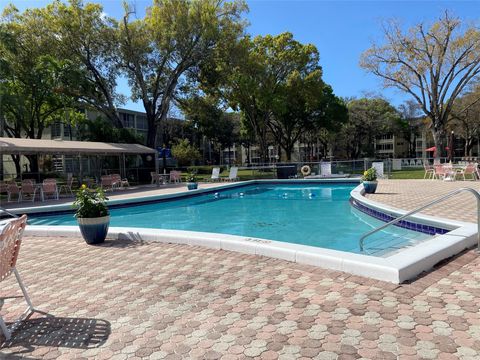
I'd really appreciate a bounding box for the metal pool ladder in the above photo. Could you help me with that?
[359,187,480,252]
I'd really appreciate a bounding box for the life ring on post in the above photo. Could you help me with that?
[301,165,311,176]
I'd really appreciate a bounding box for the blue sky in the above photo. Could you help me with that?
[3,0,479,112]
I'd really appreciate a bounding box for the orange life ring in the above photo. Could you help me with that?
[301,165,311,176]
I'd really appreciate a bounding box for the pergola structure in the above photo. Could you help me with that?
[0,137,159,186]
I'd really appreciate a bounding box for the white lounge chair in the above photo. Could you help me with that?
[372,162,384,179]
[320,163,332,177]
[222,167,239,182]
[209,167,221,182]
[0,215,35,341]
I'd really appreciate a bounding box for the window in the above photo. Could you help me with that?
[376,143,393,151]
[378,134,393,140]
[120,112,135,128]
[51,122,62,138]
[136,115,148,130]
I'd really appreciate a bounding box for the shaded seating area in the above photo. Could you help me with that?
[0,137,159,203]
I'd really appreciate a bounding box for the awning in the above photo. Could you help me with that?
[0,137,156,155]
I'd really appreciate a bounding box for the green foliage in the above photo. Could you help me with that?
[77,118,142,144]
[339,97,400,158]
[118,0,247,147]
[187,165,225,174]
[362,167,377,182]
[73,185,109,218]
[185,171,197,183]
[171,139,201,166]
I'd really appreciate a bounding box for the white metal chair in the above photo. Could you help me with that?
[59,174,75,196]
[0,215,35,341]
[423,163,434,179]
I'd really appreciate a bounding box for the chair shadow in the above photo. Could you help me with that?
[1,311,111,352]
[95,232,150,248]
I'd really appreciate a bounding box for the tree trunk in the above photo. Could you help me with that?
[25,155,39,175]
[146,114,157,149]
[432,128,447,159]
[10,155,21,179]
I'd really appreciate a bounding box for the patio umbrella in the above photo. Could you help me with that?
[425,146,450,151]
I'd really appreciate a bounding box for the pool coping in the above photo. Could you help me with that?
[18,179,479,284]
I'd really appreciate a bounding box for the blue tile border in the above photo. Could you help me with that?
[349,198,450,236]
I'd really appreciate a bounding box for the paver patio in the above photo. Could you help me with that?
[366,180,480,223]
[1,179,480,359]
[1,236,479,359]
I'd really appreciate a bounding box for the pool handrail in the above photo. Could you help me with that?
[0,206,19,219]
[359,187,480,252]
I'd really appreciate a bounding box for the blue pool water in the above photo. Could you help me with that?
[29,183,433,255]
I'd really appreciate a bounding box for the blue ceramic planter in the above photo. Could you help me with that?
[77,216,110,244]
[187,182,198,190]
[363,181,378,194]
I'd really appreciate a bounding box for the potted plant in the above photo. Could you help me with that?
[73,185,110,244]
[186,172,198,190]
[362,167,378,194]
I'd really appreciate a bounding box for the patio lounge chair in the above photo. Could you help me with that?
[372,162,384,178]
[20,179,38,202]
[7,183,21,202]
[0,215,35,341]
[41,179,59,201]
[222,167,239,182]
[320,163,332,177]
[209,167,221,182]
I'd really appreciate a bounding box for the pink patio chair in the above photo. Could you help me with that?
[150,172,163,185]
[433,164,446,180]
[7,183,21,202]
[101,175,114,191]
[0,182,8,194]
[169,170,182,183]
[456,163,477,181]
[0,215,35,341]
[20,179,38,202]
[41,179,59,201]
[111,174,130,189]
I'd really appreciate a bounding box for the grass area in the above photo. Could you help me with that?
[390,169,425,179]
[181,169,276,181]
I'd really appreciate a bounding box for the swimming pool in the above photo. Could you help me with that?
[28,183,433,256]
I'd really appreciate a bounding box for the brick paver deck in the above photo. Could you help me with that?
[1,235,480,359]
[366,180,480,223]
[1,179,480,359]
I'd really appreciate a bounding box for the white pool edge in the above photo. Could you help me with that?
[19,180,478,284]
